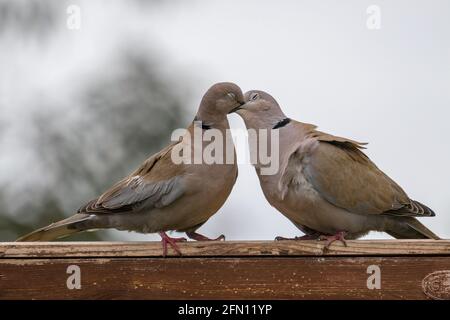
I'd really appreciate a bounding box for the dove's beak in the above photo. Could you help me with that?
[228,101,246,114]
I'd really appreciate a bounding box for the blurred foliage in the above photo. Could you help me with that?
[0,0,192,241]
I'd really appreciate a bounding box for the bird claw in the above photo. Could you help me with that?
[214,234,226,241]
[186,232,226,242]
[319,231,348,249]
[275,233,320,241]
[159,232,186,257]
[275,236,290,241]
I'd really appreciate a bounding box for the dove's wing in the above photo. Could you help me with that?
[290,129,434,217]
[79,141,185,214]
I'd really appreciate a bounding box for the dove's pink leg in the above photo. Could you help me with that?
[319,231,348,248]
[275,233,321,241]
[186,232,225,241]
[159,232,187,257]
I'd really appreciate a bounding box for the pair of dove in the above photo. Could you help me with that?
[18,82,439,255]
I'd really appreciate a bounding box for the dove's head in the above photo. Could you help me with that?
[236,90,288,130]
[197,82,245,122]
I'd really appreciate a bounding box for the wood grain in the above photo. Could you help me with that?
[1,257,449,299]
[1,240,450,258]
[1,241,449,300]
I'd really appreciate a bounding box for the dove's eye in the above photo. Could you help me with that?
[250,92,259,101]
[227,92,236,100]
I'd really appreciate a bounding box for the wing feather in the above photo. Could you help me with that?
[285,126,434,217]
[78,141,185,214]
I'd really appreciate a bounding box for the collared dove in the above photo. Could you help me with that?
[235,90,439,245]
[17,82,245,255]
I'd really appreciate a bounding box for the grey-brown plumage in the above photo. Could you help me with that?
[17,82,245,254]
[236,90,439,242]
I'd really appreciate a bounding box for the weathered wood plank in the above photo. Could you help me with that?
[1,257,449,299]
[1,240,449,258]
[1,241,449,299]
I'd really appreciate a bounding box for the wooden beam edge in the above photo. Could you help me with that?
[0,240,449,258]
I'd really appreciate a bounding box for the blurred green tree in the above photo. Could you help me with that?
[0,0,192,241]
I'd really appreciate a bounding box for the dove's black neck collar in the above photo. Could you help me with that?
[193,116,212,130]
[272,118,291,129]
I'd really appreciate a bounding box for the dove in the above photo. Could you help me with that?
[17,82,245,255]
[235,90,439,246]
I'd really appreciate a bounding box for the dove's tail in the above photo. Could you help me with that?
[16,214,96,242]
[385,217,440,240]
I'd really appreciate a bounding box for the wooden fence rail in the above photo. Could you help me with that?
[1,240,450,299]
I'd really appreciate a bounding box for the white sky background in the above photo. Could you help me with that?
[1,0,449,240]
[144,0,450,241]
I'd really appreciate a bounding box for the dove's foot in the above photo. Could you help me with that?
[275,233,321,241]
[319,231,348,249]
[186,231,225,242]
[159,232,187,257]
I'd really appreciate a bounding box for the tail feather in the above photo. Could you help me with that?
[386,217,440,240]
[16,214,93,242]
